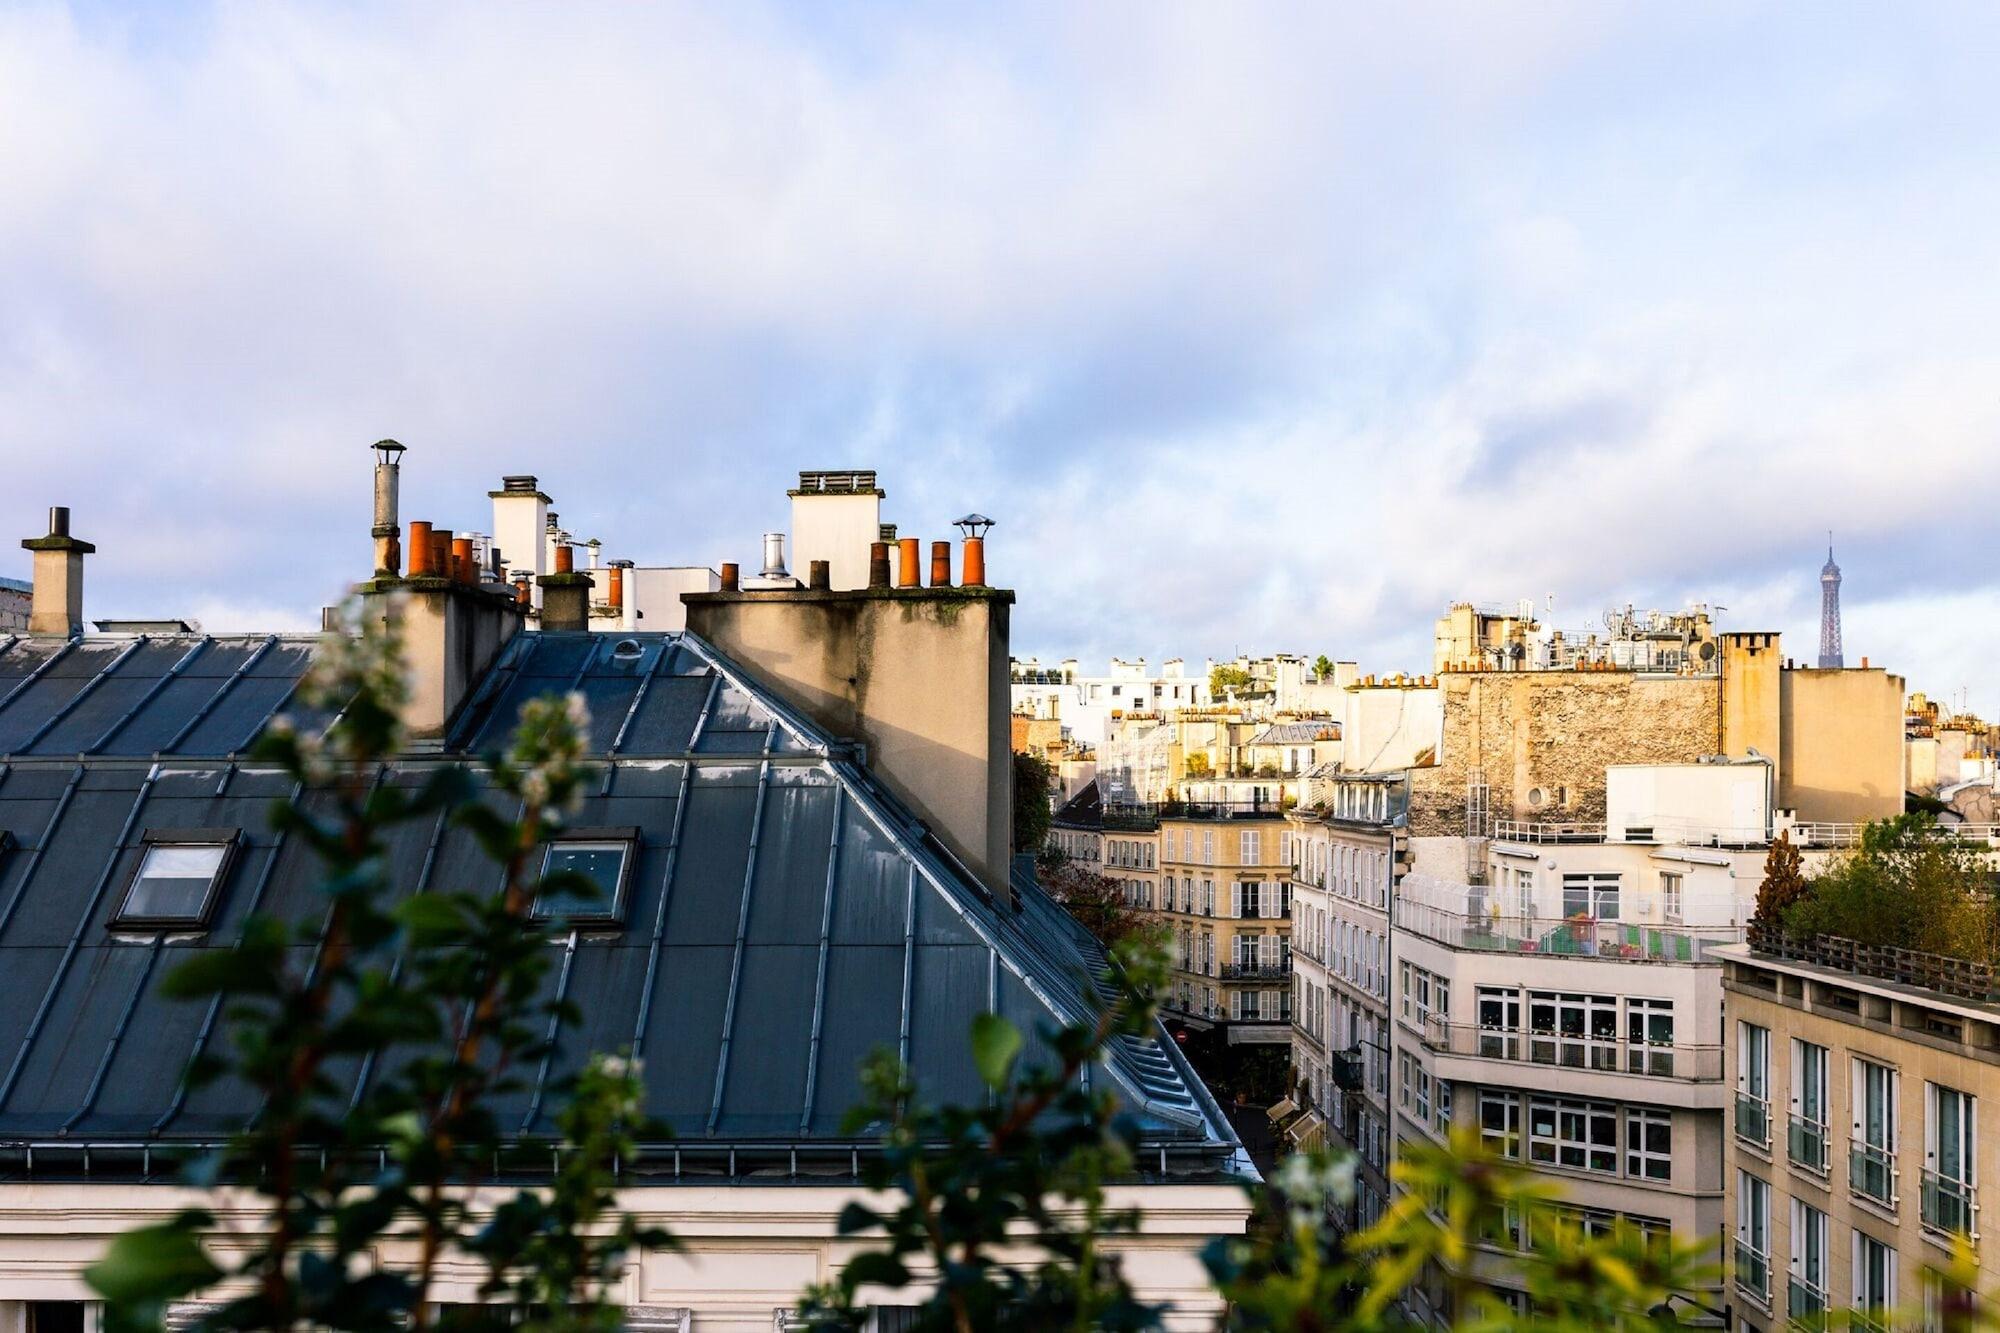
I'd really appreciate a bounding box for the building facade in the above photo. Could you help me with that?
[1722,937,2000,1330]
[1155,808,1293,1040]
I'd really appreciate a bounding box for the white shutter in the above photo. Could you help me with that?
[1230,883,1242,918]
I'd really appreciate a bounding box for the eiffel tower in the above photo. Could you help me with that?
[1818,537,1844,668]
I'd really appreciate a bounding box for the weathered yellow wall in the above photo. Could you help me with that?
[1780,667,1906,823]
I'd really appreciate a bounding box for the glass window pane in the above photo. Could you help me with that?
[122,843,227,921]
[536,842,629,920]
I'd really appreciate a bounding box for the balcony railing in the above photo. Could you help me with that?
[1394,900,1739,962]
[1749,925,2000,1005]
[1734,1241,1770,1303]
[1788,1114,1830,1175]
[1922,1169,1977,1237]
[1491,819,1609,844]
[1421,1019,1723,1082]
[1788,1276,1828,1323]
[1220,962,1293,981]
[1735,1092,1771,1147]
[1850,1140,1898,1209]
[1794,821,2000,848]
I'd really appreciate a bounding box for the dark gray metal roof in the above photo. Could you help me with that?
[0,631,1242,1179]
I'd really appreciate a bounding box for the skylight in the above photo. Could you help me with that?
[115,838,234,927]
[533,836,634,925]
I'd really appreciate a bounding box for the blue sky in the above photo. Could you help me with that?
[3,2,1997,712]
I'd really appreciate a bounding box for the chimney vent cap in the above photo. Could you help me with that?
[954,513,995,538]
[371,439,406,464]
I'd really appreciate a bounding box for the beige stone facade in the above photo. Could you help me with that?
[1722,944,2000,1329]
[1157,812,1293,1037]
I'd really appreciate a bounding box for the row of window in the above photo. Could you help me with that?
[1298,909,1387,1000]
[1162,827,1270,867]
[1737,1023,1976,1228]
[1105,837,1154,869]
[1285,834,1389,906]
[1158,876,1289,919]
[1737,1175,1912,1323]
[1477,1090,1674,1183]
[1488,865,1688,925]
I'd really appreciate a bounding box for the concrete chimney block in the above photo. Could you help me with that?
[21,506,95,637]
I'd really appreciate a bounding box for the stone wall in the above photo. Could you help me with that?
[1408,670,1722,837]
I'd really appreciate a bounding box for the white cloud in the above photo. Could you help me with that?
[0,2,1995,712]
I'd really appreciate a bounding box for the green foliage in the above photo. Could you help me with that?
[1209,665,1252,699]
[1782,813,1997,958]
[1183,752,1213,778]
[1013,748,1057,852]
[1753,830,1807,927]
[1313,655,1335,681]
[1041,860,1158,948]
[798,936,1176,1333]
[87,606,667,1333]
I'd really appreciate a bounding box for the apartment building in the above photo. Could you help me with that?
[1153,806,1293,1041]
[0,467,1255,1329]
[1048,782,1104,868]
[1722,936,2000,1330]
[1287,772,1403,1230]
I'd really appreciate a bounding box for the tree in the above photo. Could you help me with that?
[1752,830,1807,927]
[1209,665,1253,699]
[1313,655,1335,681]
[1012,748,1057,852]
[1183,752,1213,778]
[1782,814,1997,959]
[1041,861,1157,948]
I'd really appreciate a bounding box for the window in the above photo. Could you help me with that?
[1414,1066,1431,1123]
[535,835,635,924]
[1625,997,1675,1075]
[1780,1039,1829,1175]
[1561,872,1619,920]
[1924,1083,1976,1235]
[1852,1231,1895,1325]
[1480,1091,1521,1159]
[1736,1171,1770,1301]
[1626,1108,1672,1181]
[1659,870,1683,922]
[1853,1058,1899,1207]
[115,833,237,927]
[1527,1096,1617,1174]
[1398,1052,1414,1109]
[1434,1080,1452,1134]
[1477,986,1521,1059]
[1400,962,1414,1020]
[1201,830,1214,865]
[1791,1199,1828,1319]
[1240,830,1261,864]
[1527,991,1617,1069]
[1737,1022,1771,1146]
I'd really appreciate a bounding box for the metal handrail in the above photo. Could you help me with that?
[1850,1139,1899,1209]
[1921,1168,1978,1238]
[1788,1113,1830,1174]
[1735,1092,1771,1146]
[1421,1018,1723,1082]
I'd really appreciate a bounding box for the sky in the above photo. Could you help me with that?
[3,2,1998,713]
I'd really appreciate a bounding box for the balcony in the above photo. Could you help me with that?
[1787,1114,1830,1175]
[1491,819,1608,844]
[1788,1276,1827,1323]
[1421,1019,1722,1082]
[1850,1141,1898,1210]
[1735,1092,1771,1148]
[1220,962,1293,981]
[1734,1241,1769,1304]
[1394,900,1739,962]
[1921,1169,1977,1238]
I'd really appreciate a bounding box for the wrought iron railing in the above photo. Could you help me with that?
[1220,962,1293,981]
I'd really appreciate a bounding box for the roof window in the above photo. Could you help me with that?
[115,831,238,928]
[533,829,637,926]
